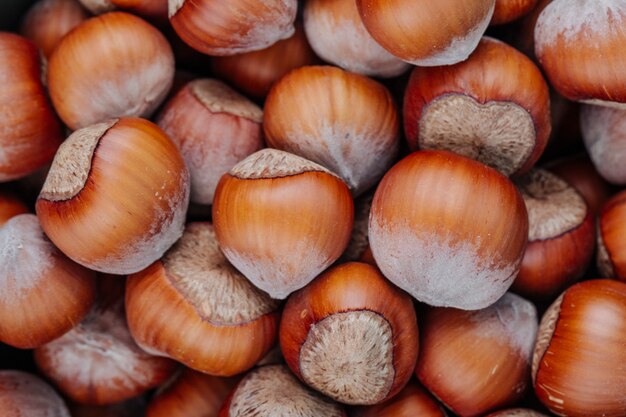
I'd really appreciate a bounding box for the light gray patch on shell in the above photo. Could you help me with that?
[369,218,519,310]
[419,94,535,176]
[0,214,56,304]
[468,293,537,360]
[39,119,117,201]
[168,0,185,17]
[408,1,494,66]
[581,103,626,184]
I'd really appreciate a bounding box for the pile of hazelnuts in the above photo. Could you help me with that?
[1,0,625,416]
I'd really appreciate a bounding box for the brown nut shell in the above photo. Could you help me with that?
[146,369,236,417]
[34,284,176,405]
[351,381,447,417]
[0,33,62,182]
[169,0,297,56]
[403,37,550,177]
[36,118,190,275]
[0,214,96,349]
[211,23,317,99]
[532,279,626,416]
[280,262,418,405]
[0,190,28,227]
[546,153,614,216]
[416,293,538,417]
[48,12,174,130]
[303,0,408,77]
[512,169,595,300]
[156,79,263,205]
[264,66,399,196]
[126,222,280,376]
[369,150,528,310]
[356,0,495,66]
[0,370,71,417]
[535,1,626,105]
[213,149,354,299]
[20,0,89,57]
[581,104,626,185]
[491,0,538,25]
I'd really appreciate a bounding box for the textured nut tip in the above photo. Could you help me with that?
[299,311,394,405]
[39,119,118,201]
[531,293,564,383]
[517,169,588,241]
[189,79,263,123]
[229,365,344,417]
[168,0,185,17]
[162,223,279,325]
[228,148,338,180]
[419,94,535,176]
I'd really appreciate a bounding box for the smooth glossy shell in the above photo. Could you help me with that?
[48,12,175,130]
[534,0,626,104]
[170,0,297,56]
[213,149,354,299]
[356,0,495,66]
[0,33,62,182]
[533,279,626,416]
[264,66,399,196]
[512,169,595,300]
[369,150,528,310]
[36,118,190,275]
[416,293,538,416]
[491,0,538,25]
[20,0,88,57]
[0,214,96,349]
[351,381,446,417]
[211,23,317,98]
[146,369,236,417]
[303,0,408,77]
